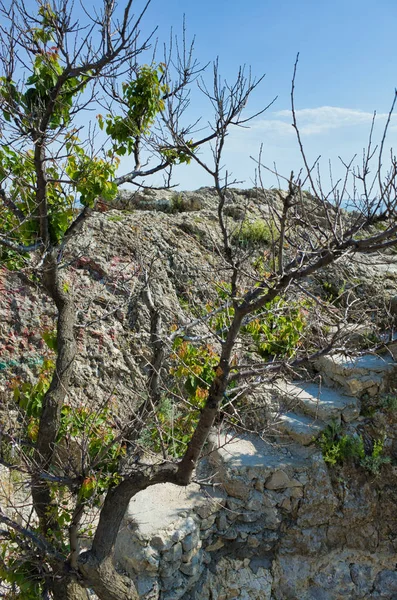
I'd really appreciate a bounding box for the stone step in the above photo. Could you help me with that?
[315,353,396,397]
[278,381,360,423]
[208,433,316,499]
[276,412,327,446]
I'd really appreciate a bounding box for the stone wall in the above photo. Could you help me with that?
[114,433,397,600]
[2,190,397,599]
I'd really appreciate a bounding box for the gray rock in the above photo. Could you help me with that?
[350,563,376,597]
[162,542,182,562]
[199,514,217,530]
[316,353,396,397]
[161,572,185,592]
[278,381,360,423]
[265,469,292,489]
[373,570,397,596]
[182,530,201,553]
[276,412,327,445]
[179,552,202,577]
[159,561,180,578]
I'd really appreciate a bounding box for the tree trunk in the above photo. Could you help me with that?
[78,556,139,600]
[177,311,244,484]
[32,250,77,531]
[52,578,89,600]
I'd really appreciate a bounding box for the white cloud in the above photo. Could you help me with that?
[248,119,294,136]
[252,106,391,136]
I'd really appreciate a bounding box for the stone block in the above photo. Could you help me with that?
[151,533,173,551]
[350,563,375,597]
[280,497,292,511]
[161,572,185,592]
[195,496,224,519]
[238,510,262,523]
[246,490,264,511]
[179,553,202,577]
[290,487,304,499]
[247,535,261,548]
[265,470,291,490]
[226,497,245,511]
[263,507,281,530]
[160,560,180,578]
[117,540,160,574]
[135,575,159,597]
[217,513,229,531]
[182,547,201,564]
[205,538,225,552]
[201,528,213,540]
[222,526,238,541]
[182,529,201,552]
[223,477,251,501]
[162,589,186,600]
[171,517,197,543]
[163,542,182,562]
[199,514,217,530]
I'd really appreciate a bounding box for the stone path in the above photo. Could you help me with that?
[273,351,397,446]
[115,349,397,600]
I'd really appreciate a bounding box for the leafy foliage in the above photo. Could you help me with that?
[57,404,125,502]
[146,340,219,457]
[12,358,55,420]
[0,147,76,248]
[0,4,91,131]
[145,289,308,456]
[160,140,195,165]
[98,64,168,156]
[242,297,307,359]
[207,285,308,358]
[321,280,346,305]
[2,359,125,595]
[65,138,119,208]
[0,534,43,600]
[360,437,391,475]
[0,7,168,262]
[380,393,397,412]
[13,377,124,503]
[318,422,365,466]
[233,219,275,247]
[318,421,390,475]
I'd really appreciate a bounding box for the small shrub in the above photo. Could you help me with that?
[206,285,308,359]
[318,422,390,475]
[10,346,124,503]
[107,214,125,222]
[57,404,125,500]
[360,437,391,475]
[233,219,275,247]
[380,393,397,412]
[0,542,43,599]
[318,421,364,466]
[0,247,28,271]
[321,280,346,305]
[12,358,55,418]
[169,192,186,213]
[0,399,124,597]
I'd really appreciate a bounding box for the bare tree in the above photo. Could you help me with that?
[0,1,271,598]
[1,3,397,599]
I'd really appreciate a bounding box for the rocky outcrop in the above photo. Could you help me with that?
[1,187,397,410]
[2,188,397,599]
[113,348,397,600]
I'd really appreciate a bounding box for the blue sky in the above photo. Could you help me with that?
[18,0,397,191]
[137,0,397,191]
